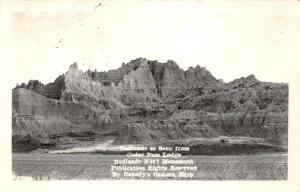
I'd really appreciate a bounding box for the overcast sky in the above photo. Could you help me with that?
[11,0,300,86]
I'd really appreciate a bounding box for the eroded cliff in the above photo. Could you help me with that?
[12,58,288,153]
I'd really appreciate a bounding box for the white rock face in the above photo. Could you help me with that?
[12,58,288,153]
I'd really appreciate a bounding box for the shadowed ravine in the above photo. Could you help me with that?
[12,58,288,180]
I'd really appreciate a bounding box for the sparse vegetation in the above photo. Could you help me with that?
[12,153,287,180]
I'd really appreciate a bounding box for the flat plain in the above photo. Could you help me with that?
[12,153,287,180]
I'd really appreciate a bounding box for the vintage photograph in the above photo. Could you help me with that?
[10,0,293,180]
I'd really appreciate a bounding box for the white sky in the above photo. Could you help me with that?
[11,0,300,85]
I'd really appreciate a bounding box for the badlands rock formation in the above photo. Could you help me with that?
[12,58,288,153]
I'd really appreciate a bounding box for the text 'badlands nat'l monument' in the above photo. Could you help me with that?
[12,57,289,180]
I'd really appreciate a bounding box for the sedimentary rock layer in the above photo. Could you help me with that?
[12,58,288,152]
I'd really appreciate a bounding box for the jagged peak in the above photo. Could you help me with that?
[195,65,209,71]
[239,74,259,82]
[166,59,177,64]
[166,59,180,69]
[15,58,220,99]
[139,58,149,68]
[69,62,78,70]
[246,74,257,80]
[228,74,261,88]
[187,65,206,71]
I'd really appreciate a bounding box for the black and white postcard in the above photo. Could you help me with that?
[1,0,300,192]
